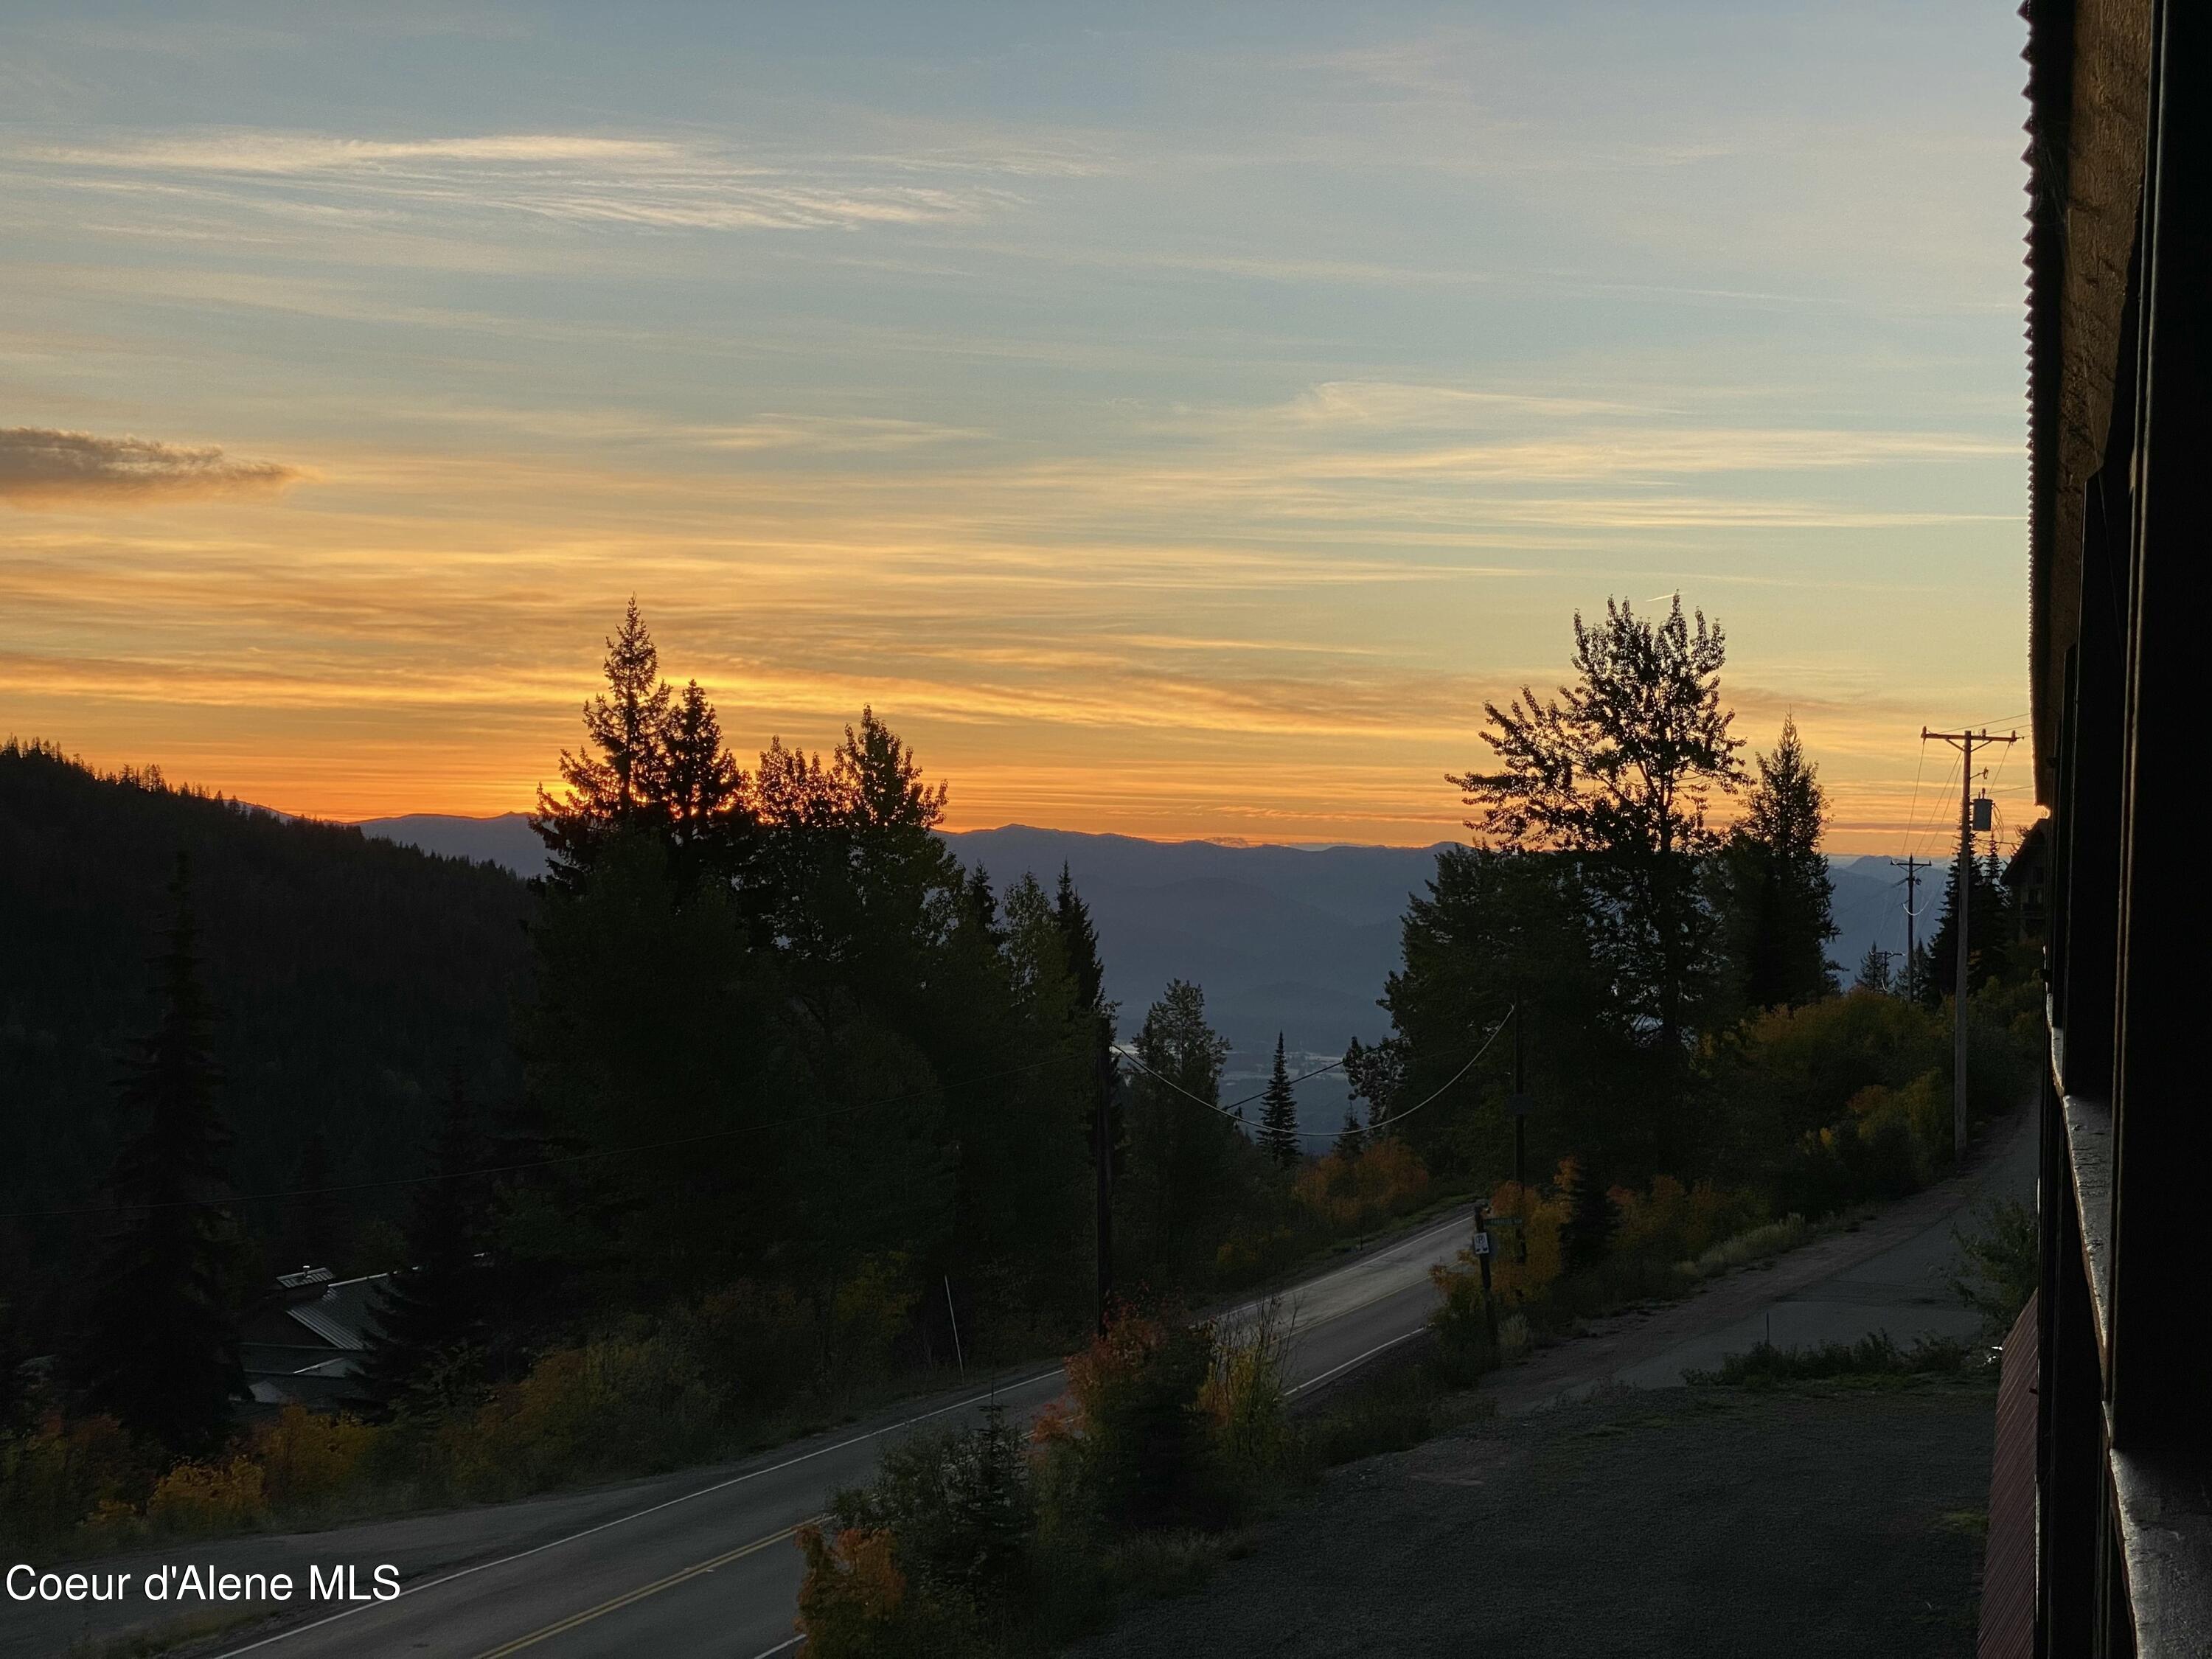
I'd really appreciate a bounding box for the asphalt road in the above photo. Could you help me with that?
[2,1207,1479,1659]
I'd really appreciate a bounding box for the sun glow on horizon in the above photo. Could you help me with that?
[1,6,2033,859]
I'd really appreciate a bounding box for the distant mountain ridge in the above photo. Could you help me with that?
[355,813,1941,1068]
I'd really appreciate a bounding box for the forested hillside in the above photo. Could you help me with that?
[0,740,530,1339]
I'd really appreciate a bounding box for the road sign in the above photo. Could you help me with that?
[1508,1093,1534,1117]
[1470,1231,1492,1257]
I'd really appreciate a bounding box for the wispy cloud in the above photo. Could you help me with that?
[13,127,1037,234]
[0,427,301,507]
[695,415,988,453]
[41,133,691,173]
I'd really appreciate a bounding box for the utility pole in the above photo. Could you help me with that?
[1888,855,1929,1001]
[1921,728,2018,1163]
[1094,1043,1117,1335]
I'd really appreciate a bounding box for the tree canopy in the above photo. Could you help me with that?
[1718,717,1837,1014]
[1455,595,1745,1060]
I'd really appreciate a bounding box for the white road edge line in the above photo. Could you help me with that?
[746,1638,804,1658]
[206,1368,1066,1657]
[1286,1326,1426,1397]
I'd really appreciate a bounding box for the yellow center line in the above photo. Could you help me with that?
[468,1519,818,1658]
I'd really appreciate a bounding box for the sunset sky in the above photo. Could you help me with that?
[1,3,2034,851]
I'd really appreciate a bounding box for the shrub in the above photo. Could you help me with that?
[1043,1309,1219,1535]
[797,1523,926,1659]
[1484,1178,1565,1301]
[0,1412,142,1551]
[830,1254,922,1387]
[1615,1175,1761,1262]
[251,1406,378,1511]
[1716,990,1947,1175]
[1290,1139,1431,1233]
[1197,1301,1293,1502]
[1211,1225,1298,1284]
[1950,1198,2039,1338]
[1428,1256,1500,1385]
[145,1455,268,1536]
[674,1279,822,1415]
[813,1408,1034,1652]
[436,1333,721,1500]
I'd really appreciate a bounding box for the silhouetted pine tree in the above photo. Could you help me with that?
[1259,1034,1301,1166]
[1055,863,1121,1171]
[1719,717,1837,1012]
[1924,848,2019,1004]
[659,678,751,892]
[1054,864,1109,1037]
[961,863,1004,947]
[360,1077,490,1412]
[1333,1107,1366,1161]
[533,597,678,894]
[77,857,243,1457]
[1854,942,1893,995]
[1558,1155,1618,1273]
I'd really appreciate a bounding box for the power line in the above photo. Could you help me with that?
[1114,1048,1346,1136]
[1116,1006,1515,1142]
[1900,734,1930,850]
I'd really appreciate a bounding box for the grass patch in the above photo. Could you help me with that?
[64,1605,270,1659]
[1933,1507,1989,1539]
[1295,1357,1495,1471]
[1683,1332,1979,1388]
[1683,1213,1820,1280]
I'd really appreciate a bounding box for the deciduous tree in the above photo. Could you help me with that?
[1453,596,1745,1164]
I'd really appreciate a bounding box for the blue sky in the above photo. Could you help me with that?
[0,3,2034,849]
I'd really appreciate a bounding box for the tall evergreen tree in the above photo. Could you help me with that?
[1924,847,2019,1004]
[359,1077,492,1412]
[1259,1033,1301,1166]
[1122,981,1236,1272]
[961,863,1004,948]
[1053,863,1112,1046]
[77,857,243,1457]
[1054,863,1121,1172]
[659,678,751,889]
[534,598,677,894]
[1854,942,1894,995]
[1719,717,1837,1012]
[1333,1107,1366,1161]
[1558,1155,1618,1272]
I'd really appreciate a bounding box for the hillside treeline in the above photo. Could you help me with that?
[0,740,529,1337]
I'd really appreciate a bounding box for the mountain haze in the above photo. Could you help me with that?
[352,816,1938,1063]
